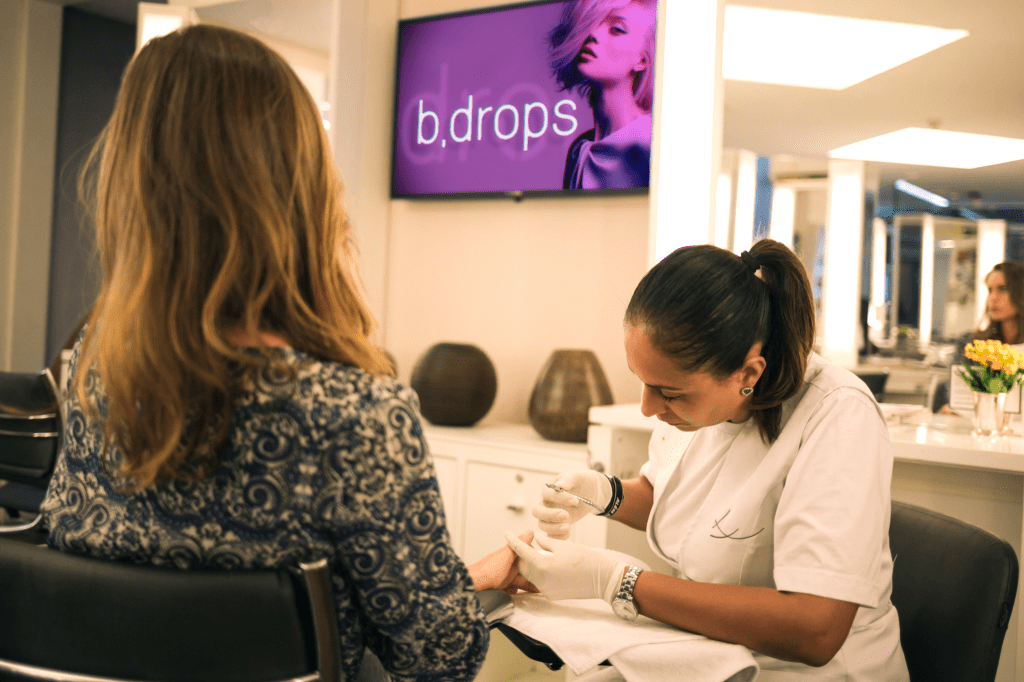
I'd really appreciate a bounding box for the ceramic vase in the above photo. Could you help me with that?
[528,349,613,443]
[972,391,1006,436]
[410,343,497,427]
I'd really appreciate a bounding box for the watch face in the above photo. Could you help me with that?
[613,599,638,622]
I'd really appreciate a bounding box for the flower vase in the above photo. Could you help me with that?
[972,391,1007,436]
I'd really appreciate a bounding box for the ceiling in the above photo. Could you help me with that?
[55,0,1024,214]
[724,0,1024,215]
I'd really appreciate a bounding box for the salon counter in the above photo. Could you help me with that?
[587,404,1023,682]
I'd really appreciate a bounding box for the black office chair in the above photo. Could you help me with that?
[0,539,341,682]
[0,369,61,536]
[496,502,1020,681]
[890,501,1019,682]
[852,369,889,403]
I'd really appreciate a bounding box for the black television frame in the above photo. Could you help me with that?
[389,0,654,201]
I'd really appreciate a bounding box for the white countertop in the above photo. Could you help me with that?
[589,403,1024,476]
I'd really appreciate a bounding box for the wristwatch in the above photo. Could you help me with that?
[611,565,644,622]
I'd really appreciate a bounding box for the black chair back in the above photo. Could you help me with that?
[0,370,61,533]
[890,501,1019,682]
[0,540,341,682]
[852,370,889,402]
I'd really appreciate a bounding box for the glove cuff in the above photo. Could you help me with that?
[602,560,628,604]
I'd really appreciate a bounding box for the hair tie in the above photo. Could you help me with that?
[740,251,761,273]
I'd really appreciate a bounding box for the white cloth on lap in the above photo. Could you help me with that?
[502,594,758,682]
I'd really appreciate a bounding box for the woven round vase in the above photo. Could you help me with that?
[410,343,497,427]
[528,349,614,442]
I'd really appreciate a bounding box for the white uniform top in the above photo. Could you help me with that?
[640,353,910,681]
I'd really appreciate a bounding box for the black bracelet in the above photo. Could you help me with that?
[598,475,623,517]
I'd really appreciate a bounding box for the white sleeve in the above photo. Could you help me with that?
[772,387,893,608]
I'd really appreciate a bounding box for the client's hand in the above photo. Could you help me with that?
[505,531,625,603]
[534,470,612,539]
[468,530,539,594]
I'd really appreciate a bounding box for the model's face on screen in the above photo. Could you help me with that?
[576,3,653,87]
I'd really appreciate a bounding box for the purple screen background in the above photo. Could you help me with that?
[393,2,607,196]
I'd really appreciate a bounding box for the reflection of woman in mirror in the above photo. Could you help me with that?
[937,261,1024,413]
[976,261,1024,346]
[549,0,657,190]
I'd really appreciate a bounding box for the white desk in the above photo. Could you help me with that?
[588,404,1023,682]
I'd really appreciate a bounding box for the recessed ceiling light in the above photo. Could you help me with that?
[830,128,1024,169]
[723,6,968,90]
[894,179,949,207]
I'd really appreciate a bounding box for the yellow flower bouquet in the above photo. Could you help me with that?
[958,339,1024,394]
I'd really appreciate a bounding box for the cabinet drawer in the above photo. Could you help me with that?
[462,462,558,563]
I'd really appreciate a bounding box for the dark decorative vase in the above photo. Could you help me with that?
[410,343,498,427]
[528,349,614,443]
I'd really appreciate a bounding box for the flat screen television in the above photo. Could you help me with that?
[391,0,658,198]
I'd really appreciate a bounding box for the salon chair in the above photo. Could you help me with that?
[0,370,61,539]
[0,538,341,682]
[0,536,519,682]
[852,369,889,403]
[889,501,1018,682]
[495,502,1020,682]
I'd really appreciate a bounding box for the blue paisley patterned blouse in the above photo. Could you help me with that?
[41,344,488,682]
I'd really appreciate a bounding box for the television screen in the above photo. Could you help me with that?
[391,0,658,198]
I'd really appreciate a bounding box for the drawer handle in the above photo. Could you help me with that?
[506,503,525,513]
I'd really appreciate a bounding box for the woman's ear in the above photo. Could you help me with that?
[740,348,766,387]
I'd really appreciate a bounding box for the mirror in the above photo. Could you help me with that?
[722,0,1024,362]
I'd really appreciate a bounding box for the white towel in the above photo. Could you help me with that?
[502,594,758,682]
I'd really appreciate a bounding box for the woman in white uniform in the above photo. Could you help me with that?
[507,239,910,680]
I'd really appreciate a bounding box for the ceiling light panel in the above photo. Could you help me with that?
[722,6,968,90]
[830,128,1024,169]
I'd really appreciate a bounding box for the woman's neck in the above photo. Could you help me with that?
[1002,320,1020,345]
[591,82,646,141]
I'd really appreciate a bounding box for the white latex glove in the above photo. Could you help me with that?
[533,470,612,539]
[505,531,625,603]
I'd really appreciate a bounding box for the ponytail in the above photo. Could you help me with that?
[746,239,816,441]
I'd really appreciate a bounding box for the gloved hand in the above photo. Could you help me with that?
[533,470,612,539]
[505,531,625,603]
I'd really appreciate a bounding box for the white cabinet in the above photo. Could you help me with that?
[423,422,670,573]
[423,424,590,561]
[462,462,558,562]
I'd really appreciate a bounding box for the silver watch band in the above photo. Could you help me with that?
[615,565,643,607]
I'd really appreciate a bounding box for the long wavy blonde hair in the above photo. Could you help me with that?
[75,24,391,490]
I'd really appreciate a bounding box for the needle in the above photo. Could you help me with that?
[545,482,604,512]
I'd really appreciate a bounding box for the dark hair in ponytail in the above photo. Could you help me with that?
[624,239,815,443]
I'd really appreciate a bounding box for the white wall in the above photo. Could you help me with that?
[0,0,62,372]
[332,0,651,425]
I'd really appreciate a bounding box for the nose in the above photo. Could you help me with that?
[639,386,664,418]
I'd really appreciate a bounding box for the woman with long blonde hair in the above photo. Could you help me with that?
[42,24,526,682]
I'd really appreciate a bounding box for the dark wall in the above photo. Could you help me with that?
[46,8,135,364]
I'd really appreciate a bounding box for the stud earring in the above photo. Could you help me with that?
[741,387,754,396]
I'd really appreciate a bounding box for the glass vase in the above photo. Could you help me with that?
[972,391,1007,436]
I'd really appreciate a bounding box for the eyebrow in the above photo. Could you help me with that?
[627,365,685,392]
